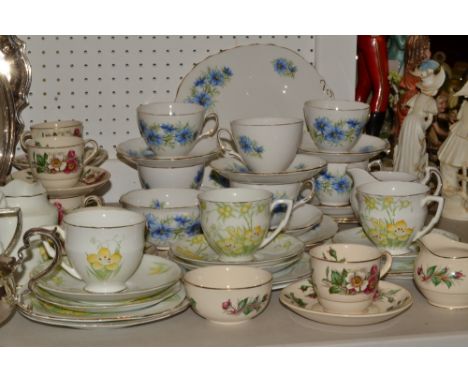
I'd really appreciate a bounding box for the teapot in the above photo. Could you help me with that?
[348,166,442,217]
[415,232,468,309]
[0,180,58,286]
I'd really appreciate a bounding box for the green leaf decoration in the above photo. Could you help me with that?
[329,285,342,294]
[443,279,453,289]
[431,276,441,286]
[331,270,343,286]
[427,265,436,277]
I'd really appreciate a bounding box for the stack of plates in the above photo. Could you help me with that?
[168,233,312,290]
[16,255,189,328]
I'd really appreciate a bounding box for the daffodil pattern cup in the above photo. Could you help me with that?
[357,181,444,255]
[199,188,293,262]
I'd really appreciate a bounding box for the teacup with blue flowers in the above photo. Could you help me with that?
[315,163,353,206]
[137,102,219,157]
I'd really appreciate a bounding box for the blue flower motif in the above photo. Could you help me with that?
[321,171,333,180]
[222,67,233,77]
[324,125,345,144]
[160,123,176,133]
[331,177,351,193]
[254,145,264,155]
[151,199,165,209]
[174,215,191,226]
[238,135,253,153]
[346,119,361,130]
[175,127,194,144]
[208,69,225,86]
[146,214,172,240]
[194,76,206,87]
[193,167,204,186]
[313,117,331,134]
[314,178,323,191]
[145,130,163,146]
[185,221,201,236]
[273,58,288,75]
[138,120,149,135]
[190,92,213,108]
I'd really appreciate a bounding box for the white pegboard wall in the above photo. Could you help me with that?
[18,35,316,156]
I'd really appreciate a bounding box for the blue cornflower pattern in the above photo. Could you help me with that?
[313,117,331,134]
[191,167,205,189]
[141,121,195,151]
[346,119,361,130]
[324,125,345,144]
[187,66,233,109]
[316,172,352,197]
[309,116,362,147]
[332,177,351,193]
[272,58,297,78]
[237,135,264,158]
[150,199,166,209]
[175,127,194,144]
[145,212,201,246]
[145,130,163,147]
[160,123,176,133]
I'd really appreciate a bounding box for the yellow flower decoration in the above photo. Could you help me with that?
[239,203,252,215]
[175,246,202,260]
[367,229,388,246]
[387,220,413,242]
[190,235,206,245]
[382,196,394,209]
[256,202,267,214]
[399,200,411,209]
[364,195,377,210]
[149,262,169,275]
[217,204,233,220]
[87,247,122,271]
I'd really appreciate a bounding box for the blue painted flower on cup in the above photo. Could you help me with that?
[145,212,201,247]
[238,135,264,158]
[315,168,353,206]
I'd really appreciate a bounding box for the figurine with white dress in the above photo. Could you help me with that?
[438,81,468,220]
[393,59,446,178]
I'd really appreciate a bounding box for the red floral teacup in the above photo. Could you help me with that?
[26,136,99,190]
[309,243,392,314]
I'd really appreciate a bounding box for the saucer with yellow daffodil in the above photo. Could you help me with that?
[169,233,304,272]
[31,255,182,303]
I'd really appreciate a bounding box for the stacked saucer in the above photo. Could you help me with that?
[168,233,311,290]
[17,255,189,328]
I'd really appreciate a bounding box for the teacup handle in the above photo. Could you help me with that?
[82,195,103,207]
[216,128,248,165]
[40,225,83,280]
[293,180,315,210]
[83,139,99,166]
[368,159,382,172]
[193,112,220,145]
[420,166,442,196]
[379,251,393,278]
[19,131,32,152]
[259,199,293,249]
[412,195,445,242]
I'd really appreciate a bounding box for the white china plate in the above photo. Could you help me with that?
[12,166,111,198]
[271,253,311,290]
[33,255,182,303]
[300,134,390,163]
[175,44,333,134]
[271,204,323,231]
[17,287,189,328]
[116,137,219,169]
[170,233,304,268]
[280,279,413,326]
[295,215,339,247]
[210,154,326,184]
[31,281,183,313]
[13,148,109,171]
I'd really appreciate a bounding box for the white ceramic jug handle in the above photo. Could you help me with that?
[420,166,442,196]
[19,131,32,152]
[194,112,219,145]
[259,199,293,249]
[368,159,382,172]
[83,139,99,166]
[216,128,247,165]
[293,180,315,210]
[412,195,445,242]
[82,195,103,207]
[41,225,83,280]
[379,252,393,278]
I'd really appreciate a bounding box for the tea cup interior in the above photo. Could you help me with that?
[310,243,382,263]
[199,188,272,203]
[358,181,428,196]
[63,207,145,228]
[137,102,204,116]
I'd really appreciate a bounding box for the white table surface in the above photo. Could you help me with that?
[1,218,467,346]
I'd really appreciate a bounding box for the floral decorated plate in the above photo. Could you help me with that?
[170,233,304,268]
[280,279,413,326]
[11,166,110,198]
[175,44,333,134]
[295,215,339,247]
[16,286,189,328]
[31,281,183,313]
[116,137,219,169]
[13,148,109,170]
[210,154,326,184]
[300,134,390,163]
[33,255,182,303]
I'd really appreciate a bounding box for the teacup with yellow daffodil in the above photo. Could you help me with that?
[357,181,444,255]
[48,207,146,293]
[198,188,293,262]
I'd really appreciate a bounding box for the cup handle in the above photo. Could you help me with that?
[379,251,393,278]
[420,166,442,196]
[368,159,382,172]
[193,112,219,145]
[293,180,315,210]
[216,128,247,165]
[40,225,83,280]
[17,227,66,292]
[412,195,445,242]
[83,139,99,166]
[82,195,103,207]
[19,131,32,153]
[0,207,22,257]
[259,199,293,249]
